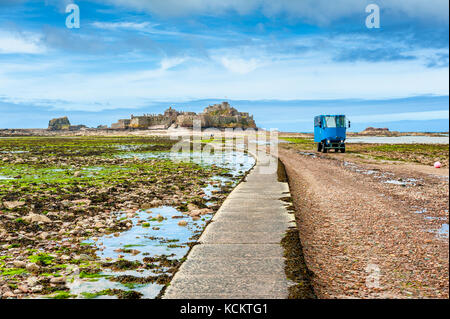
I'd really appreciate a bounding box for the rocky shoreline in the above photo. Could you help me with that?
[0,136,252,299]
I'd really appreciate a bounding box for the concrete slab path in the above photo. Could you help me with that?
[163,152,296,299]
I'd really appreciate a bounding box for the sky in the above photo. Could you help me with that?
[0,0,448,132]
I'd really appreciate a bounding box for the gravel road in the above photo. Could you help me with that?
[279,148,449,299]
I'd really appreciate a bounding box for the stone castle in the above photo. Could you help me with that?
[111,102,257,130]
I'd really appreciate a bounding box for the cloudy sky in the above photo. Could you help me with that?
[0,0,448,131]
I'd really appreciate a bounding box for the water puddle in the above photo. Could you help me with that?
[428,223,450,239]
[115,145,147,151]
[383,179,417,186]
[0,175,13,180]
[0,150,28,153]
[437,224,449,238]
[343,161,420,187]
[297,151,317,158]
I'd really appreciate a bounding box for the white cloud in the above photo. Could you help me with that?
[0,31,46,54]
[99,0,449,24]
[91,21,155,30]
[219,57,261,74]
[0,48,448,112]
[160,57,186,70]
[0,27,447,111]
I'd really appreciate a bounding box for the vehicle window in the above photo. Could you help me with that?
[336,116,346,127]
[324,116,337,128]
[314,117,321,127]
[324,116,346,128]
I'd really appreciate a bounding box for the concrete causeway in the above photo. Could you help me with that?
[163,151,296,299]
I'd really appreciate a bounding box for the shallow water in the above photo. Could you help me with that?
[118,150,255,177]
[68,206,210,298]
[346,136,449,144]
[68,149,255,299]
[437,224,449,238]
[0,175,13,180]
[383,179,417,186]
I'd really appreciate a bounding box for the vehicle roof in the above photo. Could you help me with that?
[315,114,346,117]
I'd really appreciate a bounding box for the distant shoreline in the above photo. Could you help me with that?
[0,128,448,141]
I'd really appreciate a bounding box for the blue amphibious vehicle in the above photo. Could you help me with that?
[314,115,350,153]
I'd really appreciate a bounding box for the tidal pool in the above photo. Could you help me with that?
[67,149,255,299]
[68,206,211,299]
[118,150,255,177]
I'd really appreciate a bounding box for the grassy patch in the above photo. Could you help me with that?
[47,291,76,299]
[79,270,110,279]
[1,268,28,276]
[280,137,315,151]
[28,253,54,266]
[347,143,449,166]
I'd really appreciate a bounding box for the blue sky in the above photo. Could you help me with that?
[0,0,448,131]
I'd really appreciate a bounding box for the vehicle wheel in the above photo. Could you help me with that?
[317,143,322,152]
[340,147,346,153]
[322,145,328,153]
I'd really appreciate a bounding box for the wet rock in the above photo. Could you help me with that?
[50,277,66,284]
[2,201,26,209]
[13,260,26,268]
[31,285,43,293]
[94,222,104,228]
[189,210,202,217]
[72,199,91,206]
[2,291,15,298]
[26,263,40,273]
[150,199,163,206]
[38,232,50,240]
[187,203,199,211]
[26,277,39,287]
[178,220,188,226]
[189,208,212,217]
[18,285,29,293]
[74,254,94,261]
[22,213,52,223]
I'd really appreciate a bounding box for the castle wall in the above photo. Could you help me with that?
[111,103,256,130]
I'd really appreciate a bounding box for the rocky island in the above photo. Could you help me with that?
[111,102,257,130]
